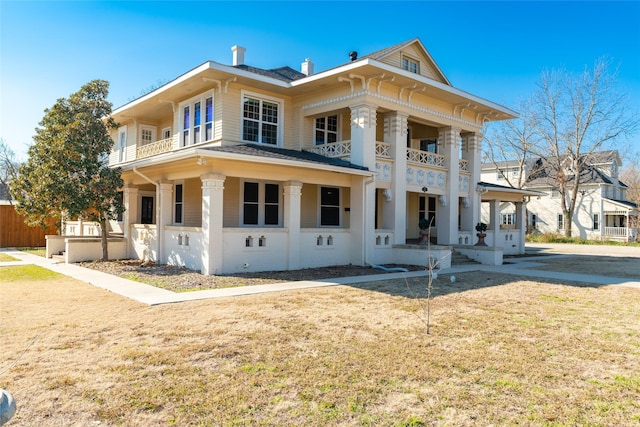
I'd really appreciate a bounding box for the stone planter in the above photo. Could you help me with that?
[475,232,488,246]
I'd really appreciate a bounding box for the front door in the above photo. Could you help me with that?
[141,196,154,224]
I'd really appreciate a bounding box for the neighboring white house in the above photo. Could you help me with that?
[55,38,539,272]
[481,150,639,242]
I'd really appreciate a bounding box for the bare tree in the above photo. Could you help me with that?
[531,58,638,237]
[483,98,539,189]
[620,153,640,208]
[0,139,20,202]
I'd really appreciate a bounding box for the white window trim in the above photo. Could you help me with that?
[117,125,127,162]
[178,91,215,147]
[174,181,184,225]
[557,213,565,231]
[161,127,172,140]
[239,180,282,227]
[240,90,284,147]
[318,186,341,227]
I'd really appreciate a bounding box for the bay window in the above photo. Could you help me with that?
[180,93,214,147]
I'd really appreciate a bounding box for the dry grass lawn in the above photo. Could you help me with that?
[1,263,639,426]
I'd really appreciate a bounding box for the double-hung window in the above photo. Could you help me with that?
[174,183,184,224]
[242,181,280,226]
[180,93,214,147]
[315,115,338,145]
[557,213,565,231]
[320,187,340,226]
[593,213,599,230]
[242,93,281,145]
[117,126,127,162]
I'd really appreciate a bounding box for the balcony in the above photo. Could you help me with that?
[136,137,174,159]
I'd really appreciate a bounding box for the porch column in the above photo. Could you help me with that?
[349,103,378,169]
[123,186,139,258]
[515,201,526,254]
[201,173,225,275]
[157,181,173,263]
[436,126,461,245]
[489,199,501,247]
[460,132,481,236]
[283,181,303,270]
[383,111,409,244]
[350,103,377,265]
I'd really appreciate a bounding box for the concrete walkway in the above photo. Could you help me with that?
[2,247,638,306]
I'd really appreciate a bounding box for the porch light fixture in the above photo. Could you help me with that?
[422,186,428,193]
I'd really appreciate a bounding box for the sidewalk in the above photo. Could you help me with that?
[2,248,638,306]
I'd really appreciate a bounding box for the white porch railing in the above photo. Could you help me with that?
[136,137,174,159]
[406,148,445,168]
[603,227,629,238]
[375,141,391,158]
[459,159,469,172]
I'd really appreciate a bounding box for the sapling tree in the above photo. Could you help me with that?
[10,80,124,261]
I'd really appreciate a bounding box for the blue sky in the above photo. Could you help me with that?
[2,1,639,161]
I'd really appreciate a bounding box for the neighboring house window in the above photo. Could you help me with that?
[118,126,127,162]
[242,93,281,146]
[501,213,515,226]
[402,56,420,74]
[530,213,537,230]
[174,183,183,224]
[419,139,437,153]
[140,126,156,146]
[315,115,338,145]
[497,169,506,180]
[180,93,214,147]
[419,196,436,227]
[557,213,565,231]
[320,186,340,226]
[593,213,599,230]
[511,167,519,177]
[162,127,171,140]
[242,181,280,226]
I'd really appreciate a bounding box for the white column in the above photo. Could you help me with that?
[490,199,501,247]
[384,111,409,244]
[201,174,225,275]
[515,201,526,254]
[283,181,303,270]
[436,126,461,245]
[350,103,377,265]
[349,103,378,169]
[460,132,481,237]
[122,186,139,258]
[157,181,173,263]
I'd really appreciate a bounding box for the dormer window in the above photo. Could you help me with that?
[402,56,420,74]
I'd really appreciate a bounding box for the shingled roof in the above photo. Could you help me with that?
[198,144,369,172]
[233,65,307,82]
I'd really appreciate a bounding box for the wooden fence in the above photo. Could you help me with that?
[0,204,57,248]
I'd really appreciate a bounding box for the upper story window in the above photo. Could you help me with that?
[315,115,338,145]
[402,56,420,74]
[162,127,171,140]
[140,125,156,146]
[242,92,281,146]
[497,169,507,180]
[117,126,127,162]
[511,167,519,177]
[419,139,437,153]
[180,92,214,147]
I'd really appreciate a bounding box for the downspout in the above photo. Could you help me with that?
[133,166,161,262]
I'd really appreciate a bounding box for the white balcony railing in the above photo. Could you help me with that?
[459,159,469,172]
[307,140,351,159]
[375,141,391,158]
[406,148,446,168]
[136,137,174,159]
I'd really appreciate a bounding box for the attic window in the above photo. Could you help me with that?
[402,56,420,74]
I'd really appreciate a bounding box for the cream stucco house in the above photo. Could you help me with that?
[56,38,536,272]
[481,150,638,242]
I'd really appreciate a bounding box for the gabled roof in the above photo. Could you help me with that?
[357,38,450,85]
[525,152,618,188]
[604,198,638,210]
